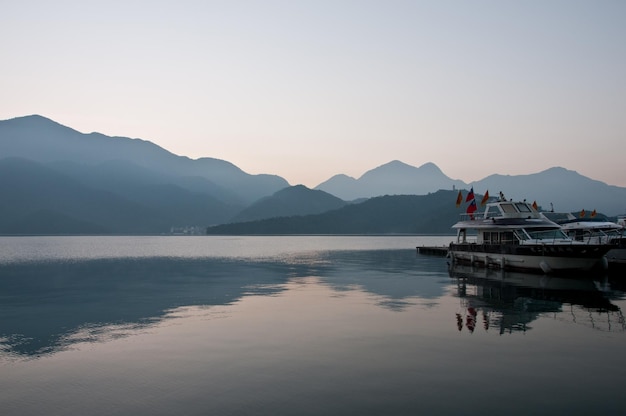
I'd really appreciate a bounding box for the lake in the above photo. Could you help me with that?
[1,235,625,415]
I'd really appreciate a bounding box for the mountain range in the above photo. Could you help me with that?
[316,161,466,200]
[1,115,288,206]
[1,115,624,235]
[315,160,626,216]
[206,191,461,235]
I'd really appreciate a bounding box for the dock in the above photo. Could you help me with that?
[416,245,449,256]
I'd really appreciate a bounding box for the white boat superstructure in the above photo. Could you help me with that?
[448,197,614,274]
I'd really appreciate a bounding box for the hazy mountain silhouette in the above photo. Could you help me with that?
[316,160,466,201]
[48,159,239,226]
[229,185,348,223]
[206,188,622,236]
[2,114,625,235]
[472,168,626,215]
[0,115,289,205]
[316,161,626,216]
[0,158,171,234]
[207,190,462,235]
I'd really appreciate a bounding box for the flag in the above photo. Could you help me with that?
[455,190,463,207]
[465,187,475,202]
[580,209,586,218]
[591,209,597,218]
[466,199,477,219]
[532,201,538,210]
[480,190,489,206]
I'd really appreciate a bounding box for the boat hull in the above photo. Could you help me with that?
[449,243,610,274]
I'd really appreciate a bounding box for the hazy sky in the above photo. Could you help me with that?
[2,1,625,187]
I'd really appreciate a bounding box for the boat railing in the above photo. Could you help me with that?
[523,229,566,241]
[521,229,618,246]
[566,229,624,245]
[458,212,485,221]
[605,229,625,246]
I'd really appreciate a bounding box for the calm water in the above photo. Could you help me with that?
[1,236,625,415]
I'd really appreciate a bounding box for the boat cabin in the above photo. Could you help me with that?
[454,200,569,245]
[483,201,540,220]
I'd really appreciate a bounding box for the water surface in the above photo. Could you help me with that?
[1,236,625,415]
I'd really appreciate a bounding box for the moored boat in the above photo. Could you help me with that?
[448,194,614,274]
[542,211,626,272]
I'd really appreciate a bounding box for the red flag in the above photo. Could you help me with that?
[466,199,477,219]
[455,190,463,207]
[532,201,538,210]
[580,209,586,218]
[591,209,597,218]
[465,187,475,202]
[480,190,489,206]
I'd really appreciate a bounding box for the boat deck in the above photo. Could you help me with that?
[416,246,449,256]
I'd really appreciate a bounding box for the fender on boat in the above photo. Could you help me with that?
[601,256,609,270]
[539,261,552,274]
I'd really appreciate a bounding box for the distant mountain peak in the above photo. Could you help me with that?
[361,160,447,181]
[228,184,347,223]
[316,160,465,200]
[327,173,356,180]
[9,114,52,122]
[382,159,409,167]
[3,114,78,134]
[0,114,290,207]
[418,161,443,172]
[364,160,443,177]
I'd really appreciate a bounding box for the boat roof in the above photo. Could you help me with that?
[542,212,624,231]
[558,220,623,231]
[541,212,576,223]
[453,199,560,230]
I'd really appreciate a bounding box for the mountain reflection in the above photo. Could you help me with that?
[319,250,446,310]
[0,249,447,358]
[0,257,299,357]
[449,264,626,334]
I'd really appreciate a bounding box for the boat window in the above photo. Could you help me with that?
[515,203,532,213]
[483,232,499,243]
[486,205,501,218]
[527,228,568,240]
[514,229,530,240]
[501,204,517,214]
[500,231,517,243]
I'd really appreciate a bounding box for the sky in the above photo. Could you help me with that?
[2,1,625,188]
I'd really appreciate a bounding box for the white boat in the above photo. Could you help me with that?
[448,196,613,274]
[543,211,626,272]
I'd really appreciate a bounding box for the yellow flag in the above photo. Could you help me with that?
[480,190,489,206]
[591,209,597,218]
[580,209,586,218]
[455,190,463,207]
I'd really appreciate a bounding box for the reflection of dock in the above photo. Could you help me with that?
[416,246,448,256]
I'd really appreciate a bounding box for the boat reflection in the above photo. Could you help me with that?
[449,263,625,334]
